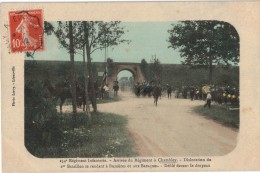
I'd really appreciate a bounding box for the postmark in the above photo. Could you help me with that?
[9,9,44,53]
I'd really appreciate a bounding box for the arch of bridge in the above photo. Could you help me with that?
[107,63,145,88]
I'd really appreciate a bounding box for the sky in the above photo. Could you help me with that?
[118,70,133,79]
[26,21,182,64]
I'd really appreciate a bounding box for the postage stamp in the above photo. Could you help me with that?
[9,9,44,53]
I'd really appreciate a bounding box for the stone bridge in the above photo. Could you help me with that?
[107,62,145,88]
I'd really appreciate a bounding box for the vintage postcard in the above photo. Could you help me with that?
[1,2,260,172]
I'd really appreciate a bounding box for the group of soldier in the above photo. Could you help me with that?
[89,76,239,108]
[133,80,240,107]
[174,85,239,105]
[134,81,154,97]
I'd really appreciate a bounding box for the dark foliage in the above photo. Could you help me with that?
[140,59,149,80]
[25,80,63,157]
[149,55,162,80]
[140,55,163,82]
[168,21,240,82]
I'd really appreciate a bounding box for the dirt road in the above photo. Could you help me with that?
[64,91,238,156]
[99,91,238,156]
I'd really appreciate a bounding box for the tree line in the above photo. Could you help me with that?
[168,21,239,82]
[141,21,239,85]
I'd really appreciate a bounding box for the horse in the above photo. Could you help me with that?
[144,85,153,97]
[76,82,87,111]
[139,84,153,97]
[44,79,86,112]
[152,85,161,106]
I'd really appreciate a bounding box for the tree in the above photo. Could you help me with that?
[82,38,92,119]
[149,55,162,80]
[55,21,94,115]
[45,21,129,113]
[168,21,239,82]
[140,59,148,80]
[82,21,130,112]
[55,21,79,113]
[68,21,77,113]
[82,21,97,113]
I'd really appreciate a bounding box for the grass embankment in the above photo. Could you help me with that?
[193,104,239,129]
[34,112,137,158]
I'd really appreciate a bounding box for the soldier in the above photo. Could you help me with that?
[183,86,188,99]
[103,84,109,98]
[166,84,172,99]
[113,80,119,96]
[190,86,195,101]
[204,91,212,108]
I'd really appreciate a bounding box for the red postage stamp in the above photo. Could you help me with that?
[9,9,44,53]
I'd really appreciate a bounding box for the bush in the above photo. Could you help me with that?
[25,80,63,157]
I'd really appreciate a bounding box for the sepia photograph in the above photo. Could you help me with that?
[24,20,239,158]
